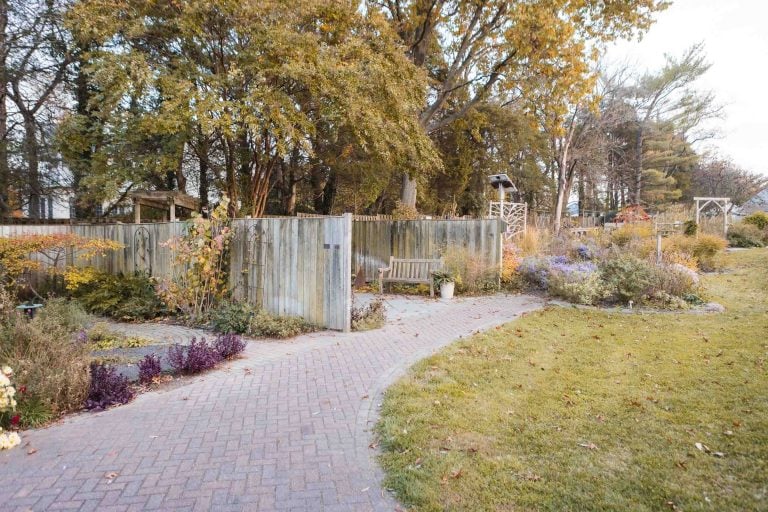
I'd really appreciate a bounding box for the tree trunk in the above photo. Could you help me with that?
[23,113,40,218]
[400,173,417,208]
[0,0,9,216]
[634,125,643,205]
[198,153,209,211]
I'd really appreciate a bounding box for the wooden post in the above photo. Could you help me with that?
[169,197,176,222]
[133,199,141,224]
[341,213,353,332]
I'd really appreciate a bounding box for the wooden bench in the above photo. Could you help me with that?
[377,257,443,297]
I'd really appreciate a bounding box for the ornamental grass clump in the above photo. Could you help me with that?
[167,338,221,375]
[0,301,91,417]
[85,363,134,410]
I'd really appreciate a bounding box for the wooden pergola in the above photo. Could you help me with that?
[130,190,200,223]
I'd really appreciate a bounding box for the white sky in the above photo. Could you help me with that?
[605,0,768,175]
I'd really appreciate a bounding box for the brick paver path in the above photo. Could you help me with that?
[0,295,542,511]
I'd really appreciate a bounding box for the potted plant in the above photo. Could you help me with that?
[432,270,456,300]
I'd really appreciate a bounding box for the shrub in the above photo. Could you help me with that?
[213,333,246,359]
[743,211,768,230]
[501,246,520,286]
[600,256,656,304]
[249,311,315,338]
[157,198,233,323]
[72,270,166,321]
[653,264,698,298]
[0,308,90,416]
[610,223,654,247]
[547,266,605,305]
[683,220,698,236]
[442,245,498,294]
[208,300,254,334]
[34,298,90,333]
[727,223,765,248]
[351,298,386,331]
[167,338,221,374]
[692,235,727,271]
[0,233,122,290]
[137,354,162,384]
[85,363,134,410]
[85,322,152,350]
[517,256,556,289]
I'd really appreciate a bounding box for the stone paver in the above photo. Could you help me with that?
[0,294,543,511]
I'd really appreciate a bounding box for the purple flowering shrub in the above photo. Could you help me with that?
[518,256,604,304]
[167,338,221,374]
[213,333,246,359]
[137,354,162,384]
[85,363,134,410]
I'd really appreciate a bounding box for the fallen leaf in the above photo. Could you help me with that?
[713,451,726,458]
[26,447,37,455]
[578,442,598,450]
[449,468,463,479]
[368,441,379,449]
[105,471,118,480]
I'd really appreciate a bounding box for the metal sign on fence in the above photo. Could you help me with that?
[243,224,271,308]
[133,226,152,274]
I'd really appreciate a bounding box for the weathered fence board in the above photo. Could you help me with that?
[229,216,352,331]
[352,219,503,281]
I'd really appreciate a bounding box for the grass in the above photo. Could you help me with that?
[377,249,768,511]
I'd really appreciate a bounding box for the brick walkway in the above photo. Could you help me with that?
[0,295,543,511]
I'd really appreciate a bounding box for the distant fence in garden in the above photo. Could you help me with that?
[351,218,504,281]
[0,214,509,330]
[1,218,353,331]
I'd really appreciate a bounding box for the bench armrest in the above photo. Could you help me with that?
[377,266,391,275]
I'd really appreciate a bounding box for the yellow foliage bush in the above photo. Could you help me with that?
[610,223,654,247]
[0,234,122,287]
[501,246,519,284]
[62,266,101,292]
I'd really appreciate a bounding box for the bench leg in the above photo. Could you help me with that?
[430,281,434,298]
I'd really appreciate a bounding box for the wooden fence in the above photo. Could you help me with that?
[0,218,353,331]
[229,216,352,331]
[351,218,504,281]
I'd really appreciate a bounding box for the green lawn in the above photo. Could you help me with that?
[377,249,768,511]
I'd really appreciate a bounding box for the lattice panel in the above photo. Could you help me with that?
[490,201,527,240]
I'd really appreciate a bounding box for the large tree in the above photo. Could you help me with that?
[368,0,669,208]
[62,0,439,217]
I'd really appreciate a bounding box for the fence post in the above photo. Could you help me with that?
[342,213,353,332]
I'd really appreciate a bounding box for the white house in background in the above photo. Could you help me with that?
[21,187,132,220]
[733,187,768,218]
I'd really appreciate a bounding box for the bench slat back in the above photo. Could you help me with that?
[388,257,442,280]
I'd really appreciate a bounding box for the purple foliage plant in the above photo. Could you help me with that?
[85,363,134,410]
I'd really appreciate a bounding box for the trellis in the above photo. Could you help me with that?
[694,197,730,236]
[489,201,527,240]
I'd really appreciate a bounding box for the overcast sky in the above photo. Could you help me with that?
[605,0,768,175]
